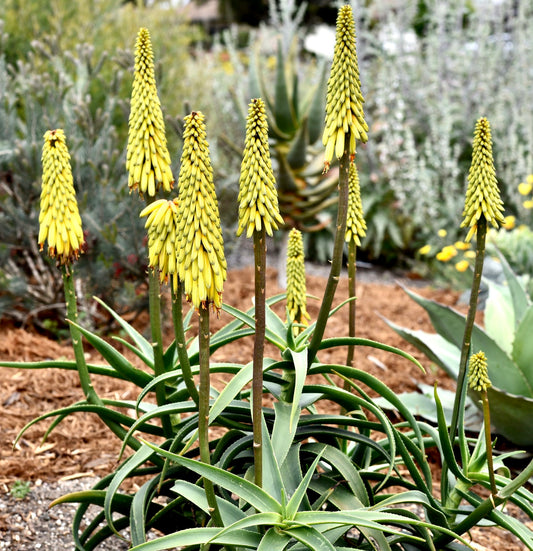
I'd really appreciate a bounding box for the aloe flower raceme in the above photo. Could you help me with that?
[237,98,284,238]
[322,5,368,172]
[140,198,180,291]
[177,111,226,311]
[461,117,505,242]
[345,162,366,246]
[286,228,310,333]
[126,27,174,197]
[468,351,492,392]
[39,129,84,264]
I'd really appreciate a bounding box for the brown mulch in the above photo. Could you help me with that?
[0,266,530,549]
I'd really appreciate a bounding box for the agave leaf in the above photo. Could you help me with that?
[484,281,514,356]
[306,61,327,145]
[286,117,308,169]
[257,527,292,551]
[274,41,297,135]
[510,304,533,396]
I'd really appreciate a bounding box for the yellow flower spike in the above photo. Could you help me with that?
[455,259,470,272]
[418,244,431,255]
[518,182,532,196]
[140,198,180,291]
[237,98,284,238]
[322,5,368,172]
[345,163,366,245]
[176,111,226,311]
[39,129,84,265]
[468,351,492,392]
[286,228,311,334]
[461,118,505,241]
[126,27,174,197]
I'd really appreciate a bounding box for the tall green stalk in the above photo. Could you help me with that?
[172,280,199,405]
[252,227,266,487]
[346,238,357,369]
[308,150,350,363]
[198,306,223,526]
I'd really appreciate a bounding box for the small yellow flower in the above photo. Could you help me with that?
[464,250,476,259]
[437,229,447,238]
[126,27,174,197]
[140,198,180,291]
[455,260,470,272]
[523,200,533,209]
[39,129,84,264]
[454,241,470,250]
[418,244,431,255]
[518,182,532,196]
[322,5,368,171]
[527,174,533,185]
[237,98,284,238]
[461,118,505,241]
[345,163,366,245]
[286,229,311,334]
[501,215,516,230]
[176,111,226,311]
[436,245,457,262]
[468,351,492,392]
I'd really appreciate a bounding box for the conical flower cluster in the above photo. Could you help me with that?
[461,117,505,241]
[286,228,310,333]
[176,111,226,311]
[140,198,180,291]
[39,129,84,264]
[345,163,366,245]
[237,98,284,238]
[468,351,492,392]
[126,27,174,197]
[322,5,368,172]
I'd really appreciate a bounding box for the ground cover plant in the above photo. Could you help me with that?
[2,4,533,550]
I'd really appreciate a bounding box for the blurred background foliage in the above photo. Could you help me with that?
[1,0,533,329]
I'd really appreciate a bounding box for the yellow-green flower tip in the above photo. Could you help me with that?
[461,118,505,241]
[176,111,226,311]
[237,98,284,238]
[140,198,180,291]
[345,163,366,245]
[286,228,311,333]
[468,351,492,392]
[39,129,84,264]
[322,5,368,172]
[126,27,174,197]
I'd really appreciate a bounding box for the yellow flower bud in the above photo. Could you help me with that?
[418,244,431,255]
[464,250,476,259]
[286,229,311,334]
[345,163,366,245]
[461,118,505,241]
[140,198,180,291]
[468,351,492,392]
[437,229,447,238]
[518,182,532,196]
[322,5,368,172]
[176,111,226,311]
[523,200,533,209]
[455,260,470,272]
[454,241,470,250]
[126,27,174,197]
[527,174,533,185]
[237,98,284,238]
[436,245,457,262]
[39,129,84,264]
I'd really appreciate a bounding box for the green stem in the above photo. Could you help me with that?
[171,281,199,406]
[148,270,173,438]
[345,238,357,370]
[308,149,351,364]
[252,227,266,488]
[449,217,487,448]
[482,391,497,497]
[198,306,223,526]
[62,265,136,447]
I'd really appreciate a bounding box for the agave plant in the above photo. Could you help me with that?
[387,251,533,446]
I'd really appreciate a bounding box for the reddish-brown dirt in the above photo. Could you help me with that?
[0,266,530,549]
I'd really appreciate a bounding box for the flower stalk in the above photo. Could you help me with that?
[237,97,283,487]
[286,228,310,336]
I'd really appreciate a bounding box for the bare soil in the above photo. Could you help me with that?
[0,266,530,549]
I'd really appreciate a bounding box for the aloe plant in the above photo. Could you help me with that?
[387,251,533,446]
